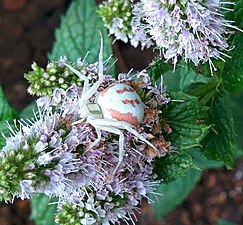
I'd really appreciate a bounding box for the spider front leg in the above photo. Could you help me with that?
[65,59,103,107]
[64,63,90,94]
[90,119,157,150]
[101,126,124,175]
[119,121,157,152]
[87,118,157,174]
[94,119,157,153]
[87,120,125,175]
[66,33,105,108]
[78,33,105,104]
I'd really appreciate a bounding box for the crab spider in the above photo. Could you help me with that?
[65,36,157,174]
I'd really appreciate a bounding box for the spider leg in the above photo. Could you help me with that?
[121,122,157,152]
[99,126,124,175]
[72,118,86,125]
[64,63,89,94]
[64,63,92,109]
[88,119,158,154]
[85,126,102,152]
[76,32,105,106]
[81,31,104,101]
[98,30,104,82]
[88,119,125,174]
[65,33,105,114]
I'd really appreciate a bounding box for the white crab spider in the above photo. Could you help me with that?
[65,36,157,174]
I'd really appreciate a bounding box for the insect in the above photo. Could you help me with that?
[64,35,157,174]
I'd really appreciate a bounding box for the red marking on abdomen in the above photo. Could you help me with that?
[122,99,141,107]
[100,83,115,97]
[107,108,139,126]
[116,87,135,94]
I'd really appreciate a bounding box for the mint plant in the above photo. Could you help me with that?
[0,0,242,224]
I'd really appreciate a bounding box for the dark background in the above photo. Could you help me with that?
[0,0,242,224]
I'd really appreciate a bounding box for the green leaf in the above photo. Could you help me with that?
[217,218,238,225]
[151,168,202,218]
[154,60,220,105]
[20,101,37,119]
[187,148,224,170]
[151,147,225,218]
[221,0,243,91]
[222,3,243,91]
[49,0,113,67]
[234,0,243,27]
[202,92,238,168]
[150,58,173,81]
[230,90,243,152]
[30,194,57,225]
[0,87,18,148]
[163,92,210,149]
[160,61,211,93]
[153,151,196,183]
[0,87,16,121]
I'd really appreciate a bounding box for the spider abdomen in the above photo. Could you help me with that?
[97,83,144,126]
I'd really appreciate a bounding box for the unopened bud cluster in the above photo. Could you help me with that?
[25,58,92,96]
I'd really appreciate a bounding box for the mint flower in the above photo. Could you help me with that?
[0,110,91,202]
[99,0,242,72]
[133,0,241,70]
[1,58,171,224]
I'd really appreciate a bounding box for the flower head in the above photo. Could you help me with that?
[99,0,242,72]
[1,57,171,224]
[24,58,96,96]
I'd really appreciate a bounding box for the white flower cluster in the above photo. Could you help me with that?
[99,0,241,71]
